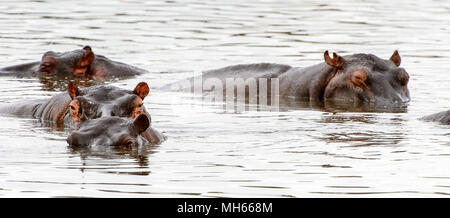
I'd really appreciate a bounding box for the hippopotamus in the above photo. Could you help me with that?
[0,81,165,145]
[421,110,450,125]
[164,50,410,110]
[0,46,149,78]
[66,114,151,146]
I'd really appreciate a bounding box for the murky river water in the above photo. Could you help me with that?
[0,0,449,197]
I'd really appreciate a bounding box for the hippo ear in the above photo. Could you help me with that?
[80,46,95,66]
[390,50,401,67]
[74,46,95,75]
[67,81,80,99]
[324,50,344,69]
[133,114,150,134]
[133,82,150,100]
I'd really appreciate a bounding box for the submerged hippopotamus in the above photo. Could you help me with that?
[67,114,151,147]
[165,50,410,110]
[0,46,148,78]
[421,110,450,125]
[0,81,165,145]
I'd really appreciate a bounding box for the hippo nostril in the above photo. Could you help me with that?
[393,96,409,104]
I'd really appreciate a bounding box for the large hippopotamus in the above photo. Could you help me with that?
[0,81,165,145]
[0,46,148,78]
[164,50,410,110]
[421,110,450,125]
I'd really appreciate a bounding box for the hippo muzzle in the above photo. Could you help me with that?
[67,115,150,147]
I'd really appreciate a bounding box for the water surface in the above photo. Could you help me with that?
[0,0,449,197]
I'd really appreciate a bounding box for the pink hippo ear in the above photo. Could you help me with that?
[324,50,345,69]
[67,81,80,99]
[390,50,401,67]
[133,82,150,100]
[74,46,95,76]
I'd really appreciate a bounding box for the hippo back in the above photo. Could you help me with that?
[161,63,292,92]
[422,110,450,125]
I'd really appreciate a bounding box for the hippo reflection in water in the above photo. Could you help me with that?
[0,46,149,78]
[0,81,165,145]
[165,50,410,111]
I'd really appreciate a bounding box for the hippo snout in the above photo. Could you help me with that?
[66,116,152,147]
[66,132,88,146]
[66,134,77,146]
[392,94,410,104]
[373,90,410,105]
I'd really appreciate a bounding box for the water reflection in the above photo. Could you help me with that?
[175,93,409,114]
[278,97,409,113]
[37,75,105,92]
[317,113,406,147]
[68,144,157,176]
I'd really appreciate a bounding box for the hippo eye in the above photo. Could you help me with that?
[40,62,54,72]
[42,62,53,67]
[70,105,76,111]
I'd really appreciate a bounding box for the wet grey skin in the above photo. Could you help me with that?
[67,114,150,147]
[0,81,166,145]
[164,50,410,108]
[0,46,149,78]
[421,110,450,125]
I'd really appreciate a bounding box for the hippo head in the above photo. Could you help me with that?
[322,50,410,105]
[38,46,96,77]
[67,114,150,146]
[67,81,149,124]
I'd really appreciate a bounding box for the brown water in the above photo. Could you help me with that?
[0,0,449,197]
